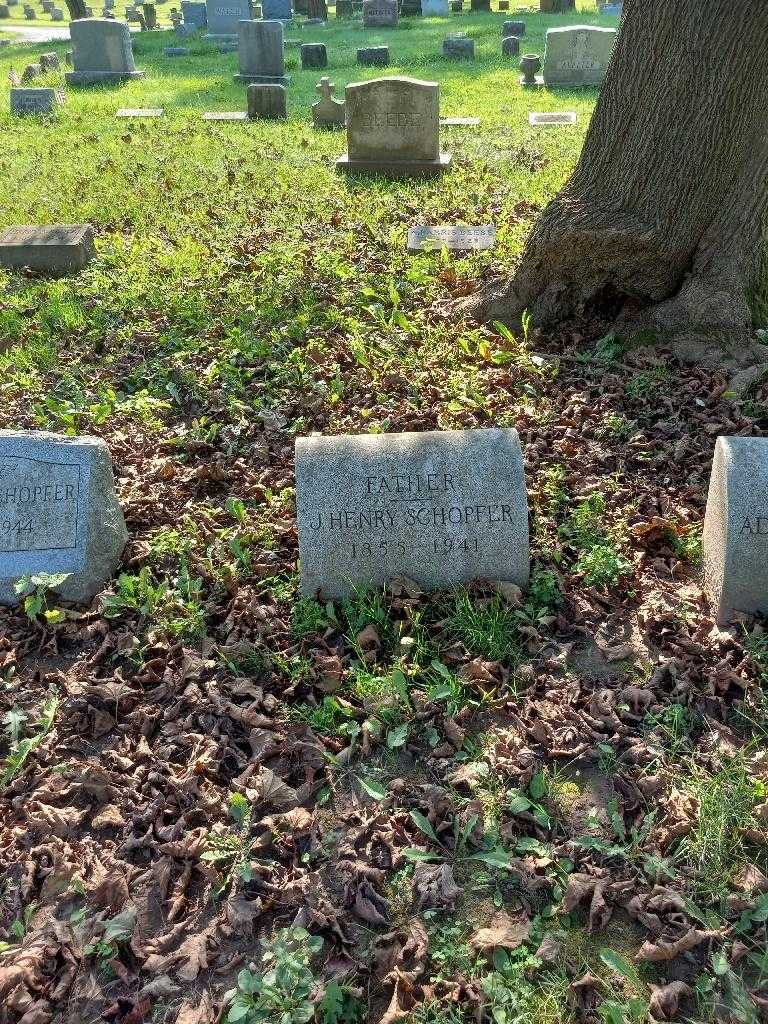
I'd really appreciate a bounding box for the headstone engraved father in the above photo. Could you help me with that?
[0,431,127,606]
[702,436,768,624]
[296,428,529,599]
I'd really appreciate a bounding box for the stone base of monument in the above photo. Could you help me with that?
[65,70,146,85]
[519,73,544,87]
[336,153,452,177]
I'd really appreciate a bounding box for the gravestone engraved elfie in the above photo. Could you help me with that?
[703,436,768,624]
[0,431,127,606]
[296,428,529,599]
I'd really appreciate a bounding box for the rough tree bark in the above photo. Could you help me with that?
[64,0,89,19]
[465,0,768,366]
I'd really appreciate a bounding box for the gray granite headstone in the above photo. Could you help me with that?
[357,45,389,67]
[421,0,448,12]
[0,225,94,274]
[39,51,60,70]
[235,19,287,82]
[295,428,529,599]
[312,75,344,128]
[181,0,206,23]
[542,25,616,88]
[204,0,250,36]
[21,64,43,83]
[0,431,127,607]
[407,224,495,252]
[362,0,396,24]
[337,76,451,176]
[502,18,524,35]
[300,41,326,68]
[443,34,473,58]
[502,35,520,56]
[261,0,291,17]
[0,5,10,16]
[246,81,286,118]
[65,19,145,84]
[703,436,768,624]
[11,88,62,116]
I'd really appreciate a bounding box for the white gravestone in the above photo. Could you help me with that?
[296,428,529,600]
[542,25,616,88]
[0,432,127,606]
[703,436,768,624]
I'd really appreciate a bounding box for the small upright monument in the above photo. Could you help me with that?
[542,25,617,88]
[312,76,345,128]
[337,77,451,177]
[65,19,145,84]
[234,19,287,83]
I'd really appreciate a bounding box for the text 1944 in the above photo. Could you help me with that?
[350,537,480,559]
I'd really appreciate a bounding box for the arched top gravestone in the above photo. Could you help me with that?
[337,76,451,176]
[65,18,145,84]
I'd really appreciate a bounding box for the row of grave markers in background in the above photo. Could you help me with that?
[0,423,761,629]
[8,16,617,119]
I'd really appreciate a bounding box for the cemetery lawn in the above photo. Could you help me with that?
[2,9,768,1024]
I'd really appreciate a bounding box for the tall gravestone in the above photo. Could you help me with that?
[205,0,250,36]
[542,25,616,88]
[295,428,529,599]
[65,19,145,84]
[0,432,127,606]
[337,76,451,176]
[234,19,287,82]
[703,437,768,624]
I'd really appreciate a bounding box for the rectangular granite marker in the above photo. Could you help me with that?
[295,428,529,599]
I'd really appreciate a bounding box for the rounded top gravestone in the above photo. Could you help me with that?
[0,430,127,606]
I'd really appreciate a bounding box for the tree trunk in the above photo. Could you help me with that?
[466,0,768,366]
[65,0,89,18]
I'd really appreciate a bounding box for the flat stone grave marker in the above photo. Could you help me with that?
[529,110,577,125]
[362,0,397,26]
[115,107,165,116]
[295,427,529,599]
[542,24,616,88]
[11,88,63,116]
[164,45,191,54]
[0,224,95,274]
[407,224,495,252]
[703,436,768,624]
[0,431,127,606]
[440,115,480,126]
[202,110,248,119]
[337,76,451,177]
